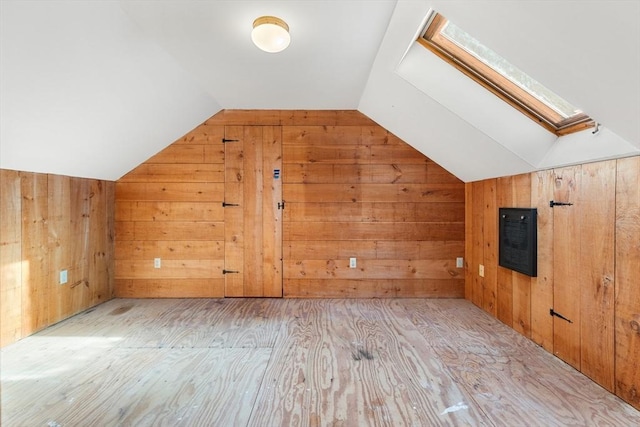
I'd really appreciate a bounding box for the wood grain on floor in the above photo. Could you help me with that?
[2,298,638,426]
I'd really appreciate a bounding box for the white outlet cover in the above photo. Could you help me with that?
[349,258,357,268]
[59,270,68,284]
[456,257,464,268]
[154,258,161,268]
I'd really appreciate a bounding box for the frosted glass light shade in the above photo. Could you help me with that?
[251,16,290,53]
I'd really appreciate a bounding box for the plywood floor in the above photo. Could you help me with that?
[2,298,638,426]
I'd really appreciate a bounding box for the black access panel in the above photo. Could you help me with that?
[498,208,537,277]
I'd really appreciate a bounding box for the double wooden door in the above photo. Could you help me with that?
[223,126,283,297]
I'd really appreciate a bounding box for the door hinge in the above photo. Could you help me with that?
[549,200,573,208]
[550,308,573,323]
[222,138,239,143]
[222,269,239,274]
[278,201,285,210]
[222,202,239,207]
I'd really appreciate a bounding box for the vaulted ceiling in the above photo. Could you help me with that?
[2,1,639,182]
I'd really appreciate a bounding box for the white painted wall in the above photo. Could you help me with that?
[120,0,396,110]
[359,1,538,182]
[396,43,556,166]
[1,1,638,182]
[360,0,640,181]
[437,0,640,150]
[540,127,640,169]
[1,1,220,180]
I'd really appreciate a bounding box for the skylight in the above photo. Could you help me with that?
[419,12,594,136]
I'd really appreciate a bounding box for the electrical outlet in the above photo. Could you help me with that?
[59,269,68,285]
[456,257,464,268]
[349,257,357,268]
[479,264,485,277]
[154,258,161,269]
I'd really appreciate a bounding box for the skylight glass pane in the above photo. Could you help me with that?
[440,21,580,119]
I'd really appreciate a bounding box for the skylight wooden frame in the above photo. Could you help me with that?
[418,13,594,136]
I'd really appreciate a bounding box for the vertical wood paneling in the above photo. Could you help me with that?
[511,173,532,338]
[471,181,484,307]
[496,176,514,326]
[614,156,640,409]
[224,125,245,297]
[1,170,23,346]
[464,184,473,300]
[1,170,114,347]
[106,181,115,300]
[262,126,283,297]
[512,270,532,337]
[464,155,639,408]
[243,126,264,297]
[232,125,284,298]
[579,161,616,391]
[21,172,50,335]
[48,174,72,322]
[552,166,581,370]
[531,170,554,351]
[88,180,111,306]
[495,174,532,335]
[70,178,91,310]
[482,179,497,316]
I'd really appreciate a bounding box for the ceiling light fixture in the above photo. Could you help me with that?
[251,16,290,53]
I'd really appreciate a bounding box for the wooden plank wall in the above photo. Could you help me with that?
[0,169,114,347]
[115,124,226,297]
[614,156,640,409]
[281,116,465,298]
[530,170,554,352]
[464,156,640,410]
[114,110,465,298]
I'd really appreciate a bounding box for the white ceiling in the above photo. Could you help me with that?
[1,0,639,182]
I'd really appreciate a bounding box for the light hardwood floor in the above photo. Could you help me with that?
[2,298,638,426]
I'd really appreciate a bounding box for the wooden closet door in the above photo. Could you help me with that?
[551,162,616,390]
[223,126,283,297]
[552,166,581,369]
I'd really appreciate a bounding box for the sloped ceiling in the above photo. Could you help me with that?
[1,0,638,182]
[0,1,221,180]
[360,0,640,181]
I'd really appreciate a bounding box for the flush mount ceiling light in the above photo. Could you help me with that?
[251,16,290,53]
